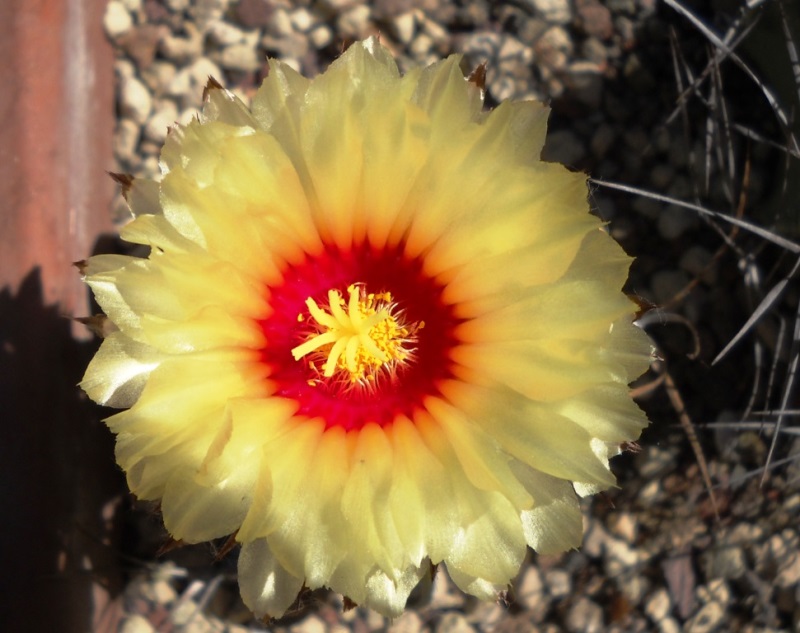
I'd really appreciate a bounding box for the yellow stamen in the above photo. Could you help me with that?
[291,284,420,385]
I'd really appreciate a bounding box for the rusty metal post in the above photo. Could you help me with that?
[0,0,123,630]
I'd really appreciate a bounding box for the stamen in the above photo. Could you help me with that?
[291,283,422,386]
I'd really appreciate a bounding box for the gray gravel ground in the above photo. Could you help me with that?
[100,1,800,631]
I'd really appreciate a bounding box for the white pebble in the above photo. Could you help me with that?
[309,25,333,49]
[113,118,141,164]
[118,615,154,633]
[144,100,179,144]
[217,43,262,72]
[104,1,133,39]
[290,7,314,32]
[644,588,671,621]
[391,12,416,44]
[526,0,572,24]
[119,76,152,125]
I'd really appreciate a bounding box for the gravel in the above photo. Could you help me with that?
[101,0,800,631]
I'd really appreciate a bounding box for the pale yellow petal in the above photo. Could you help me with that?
[476,98,550,163]
[454,280,637,344]
[140,305,265,354]
[295,40,402,248]
[446,566,505,602]
[251,58,310,132]
[411,55,483,138]
[80,331,161,408]
[363,564,426,617]
[159,397,297,542]
[201,85,258,127]
[425,397,532,509]
[443,381,617,488]
[238,539,305,619]
[452,338,627,402]
[414,412,527,585]
[341,423,407,574]
[556,385,648,443]
[127,177,160,217]
[388,416,458,565]
[86,250,269,344]
[513,463,583,554]
[441,217,595,314]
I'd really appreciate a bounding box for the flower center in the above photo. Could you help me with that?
[260,244,459,431]
[291,284,423,387]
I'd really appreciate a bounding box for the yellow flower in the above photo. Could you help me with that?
[81,39,651,618]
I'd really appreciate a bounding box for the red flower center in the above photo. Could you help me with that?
[260,243,459,431]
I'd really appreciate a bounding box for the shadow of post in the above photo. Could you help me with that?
[0,269,126,632]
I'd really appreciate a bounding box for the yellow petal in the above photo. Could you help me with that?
[81,331,161,408]
[238,539,305,619]
[513,463,583,554]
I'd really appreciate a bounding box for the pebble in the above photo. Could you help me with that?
[217,42,262,71]
[607,512,638,544]
[420,16,449,46]
[566,597,603,633]
[115,59,136,81]
[310,24,334,49]
[650,163,675,190]
[389,611,423,633]
[583,519,610,558]
[119,615,155,633]
[266,8,294,38]
[565,60,604,107]
[679,246,716,285]
[119,76,153,125]
[290,7,315,32]
[702,544,747,580]
[429,569,466,610]
[535,26,573,72]
[410,33,434,59]
[141,60,177,94]
[658,205,696,240]
[338,4,372,38]
[104,0,134,38]
[650,269,690,306]
[114,118,141,166]
[160,23,204,63]
[545,569,571,599]
[120,0,142,12]
[658,618,681,633]
[683,601,725,633]
[590,123,616,158]
[235,0,275,29]
[638,479,662,505]
[144,100,179,144]
[437,612,475,633]
[697,579,731,606]
[391,11,417,44]
[583,36,609,65]
[207,20,251,46]
[168,57,225,108]
[644,588,671,621]
[777,550,800,587]
[606,536,640,571]
[525,0,572,24]
[165,0,190,12]
[517,566,548,620]
[575,0,614,39]
[291,615,326,633]
[151,578,179,604]
[189,0,230,31]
